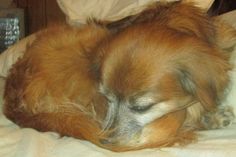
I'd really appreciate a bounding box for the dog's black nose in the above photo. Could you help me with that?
[99,139,111,145]
[99,138,118,145]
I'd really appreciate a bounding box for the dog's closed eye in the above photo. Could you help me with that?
[129,103,155,113]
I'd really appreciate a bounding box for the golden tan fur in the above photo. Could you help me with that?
[3,1,236,151]
[4,24,110,144]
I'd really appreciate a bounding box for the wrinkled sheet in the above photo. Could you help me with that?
[0,9,236,157]
[0,77,236,157]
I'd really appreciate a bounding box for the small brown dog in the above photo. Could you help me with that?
[3,1,236,151]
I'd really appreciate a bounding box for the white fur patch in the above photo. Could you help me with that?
[135,94,156,107]
[135,102,178,125]
[183,102,204,129]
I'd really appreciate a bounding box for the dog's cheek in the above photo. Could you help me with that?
[178,68,215,111]
[177,54,230,111]
[137,110,186,148]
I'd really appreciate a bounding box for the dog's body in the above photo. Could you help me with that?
[3,24,110,144]
[3,1,236,151]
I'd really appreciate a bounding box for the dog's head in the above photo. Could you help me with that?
[94,2,231,150]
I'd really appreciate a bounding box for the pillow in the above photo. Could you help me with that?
[57,0,214,25]
[0,34,36,77]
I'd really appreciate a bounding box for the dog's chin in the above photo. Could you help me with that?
[98,110,187,151]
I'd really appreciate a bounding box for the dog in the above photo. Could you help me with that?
[3,1,236,151]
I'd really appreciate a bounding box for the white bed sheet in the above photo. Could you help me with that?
[0,11,236,157]
[1,82,236,157]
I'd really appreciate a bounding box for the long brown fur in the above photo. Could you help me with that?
[3,24,111,145]
[3,1,236,151]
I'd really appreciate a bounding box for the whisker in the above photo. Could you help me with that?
[101,102,117,132]
[62,101,103,124]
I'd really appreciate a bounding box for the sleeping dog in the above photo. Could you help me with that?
[3,1,236,151]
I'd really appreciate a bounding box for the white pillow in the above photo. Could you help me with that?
[57,0,214,25]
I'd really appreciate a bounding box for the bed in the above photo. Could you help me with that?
[0,0,236,156]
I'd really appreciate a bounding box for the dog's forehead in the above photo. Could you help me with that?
[99,24,198,99]
[101,64,158,99]
[99,81,154,99]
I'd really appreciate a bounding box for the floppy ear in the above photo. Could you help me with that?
[105,1,215,39]
[167,2,216,44]
[177,51,231,111]
[213,18,236,52]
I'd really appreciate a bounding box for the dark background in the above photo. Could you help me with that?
[208,0,236,15]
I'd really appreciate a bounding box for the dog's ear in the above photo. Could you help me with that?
[167,2,215,44]
[105,1,216,42]
[177,51,230,111]
[213,18,236,52]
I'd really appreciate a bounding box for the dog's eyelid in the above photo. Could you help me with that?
[135,95,162,106]
[135,100,157,107]
[129,103,155,113]
[131,91,155,102]
[129,99,164,112]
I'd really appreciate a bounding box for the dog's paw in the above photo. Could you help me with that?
[201,105,235,129]
[172,131,197,147]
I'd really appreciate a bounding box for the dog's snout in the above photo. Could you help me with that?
[99,137,119,145]
[99,139,111,145]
